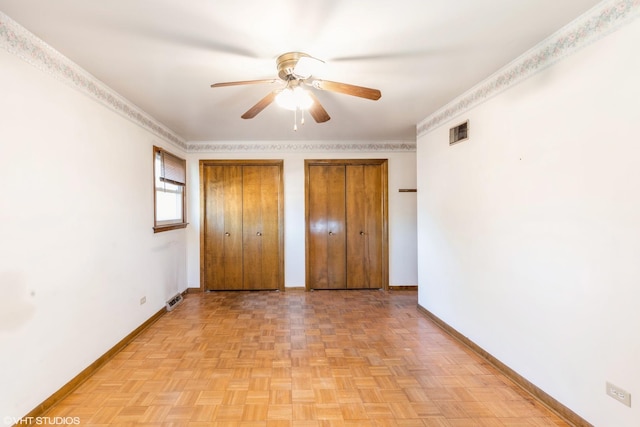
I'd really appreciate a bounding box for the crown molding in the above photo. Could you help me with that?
[0,12,187,150]
[417,0,640,137]
[187,141,416,153]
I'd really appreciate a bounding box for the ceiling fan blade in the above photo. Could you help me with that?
[211,79,277,88]
[307,92,330,123]
[241,91,278,119]
[312,80,381,101]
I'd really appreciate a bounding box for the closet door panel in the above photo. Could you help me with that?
[222,166,244,290]
[242,165,280,290]
[307,165,346,289]
[259,165,281,290]
[203,165,225,291]
[345,165,366,288]
[346,164,383,289]
[242,166,261,289]
[203,165,243,290]
[364,164,383,288]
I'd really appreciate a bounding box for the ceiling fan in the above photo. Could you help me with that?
[210,52,381,124]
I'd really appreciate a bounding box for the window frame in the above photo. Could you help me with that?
[153,146,188,233]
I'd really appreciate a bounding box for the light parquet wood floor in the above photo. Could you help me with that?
[44,290,569,426]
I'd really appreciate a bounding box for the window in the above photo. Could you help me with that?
[153,146,187,232]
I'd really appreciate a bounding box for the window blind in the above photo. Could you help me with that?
[159,149,186,186]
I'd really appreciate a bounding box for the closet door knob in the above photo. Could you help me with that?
[225,232,230,236]
[360,231,365,236]
[328,231,334,235]
[256,231,262,236]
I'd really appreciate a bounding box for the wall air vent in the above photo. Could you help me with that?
[166,293,184,311]
[449,120,469,145]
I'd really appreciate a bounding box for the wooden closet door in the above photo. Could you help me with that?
[306,159,388,291]
[242,165,280,290]
[307,165,346,289]
[201,160,284,291]
[202,165,243,290]
[346,164,383,289]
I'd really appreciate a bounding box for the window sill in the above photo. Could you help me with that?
[153,223,188,233]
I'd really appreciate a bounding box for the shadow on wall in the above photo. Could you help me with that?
[0,271,36,331]
[152,239,186,298]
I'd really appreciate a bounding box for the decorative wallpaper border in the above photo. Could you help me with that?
[0,11,187,150]
[417,0,640,137]
[187,141,416,153]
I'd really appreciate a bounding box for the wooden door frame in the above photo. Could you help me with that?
[304,159,389,291]
[199,159,285,291]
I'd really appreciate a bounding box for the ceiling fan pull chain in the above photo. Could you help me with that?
[293,108,298,131]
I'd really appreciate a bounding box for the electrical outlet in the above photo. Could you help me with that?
[140,296,146,305]
[606,382,631,407]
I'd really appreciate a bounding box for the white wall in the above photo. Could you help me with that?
[416,17,640,427]
[186,146,417,289]
[0,49,188,423]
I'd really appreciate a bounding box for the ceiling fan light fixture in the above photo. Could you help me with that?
[275,86,314,111]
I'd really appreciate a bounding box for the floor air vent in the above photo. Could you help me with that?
[166,293,184,311]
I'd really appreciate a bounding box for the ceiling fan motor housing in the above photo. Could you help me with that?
[277,52,310,80]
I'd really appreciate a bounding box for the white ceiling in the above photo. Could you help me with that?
[0,0,603,142]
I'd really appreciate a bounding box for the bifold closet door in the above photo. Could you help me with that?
[307,165,347,289]
[201,161,283,291]
[242,165,280,290]
[202,165,243,290]
[306,160,388,290]
[345,164,383,289]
